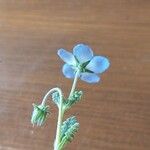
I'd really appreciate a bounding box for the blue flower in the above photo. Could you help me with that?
[58,44,110,83]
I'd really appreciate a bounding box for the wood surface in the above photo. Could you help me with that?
[0,1,150,150]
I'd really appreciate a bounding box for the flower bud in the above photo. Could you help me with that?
[31,103,50,126]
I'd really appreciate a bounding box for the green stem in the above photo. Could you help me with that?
[56,70,80,150]
[68,70,80,99]
[41,70,80,150]
[40,88,63,150]
[41,88,63,106]
[54,95,64,150]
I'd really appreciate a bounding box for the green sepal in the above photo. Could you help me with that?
[64,91,83,110]
[82,60,91,68]
[59,116,79,149]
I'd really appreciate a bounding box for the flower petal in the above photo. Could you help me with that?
[80,73,100,83]
[73,44,93,63]
[62,64,75,78]
[58,49,76,65]
[86,56,110,74]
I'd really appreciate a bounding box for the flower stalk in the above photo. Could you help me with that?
[68,69,80,99]
[54,70,80,150]
[33,87,63,150]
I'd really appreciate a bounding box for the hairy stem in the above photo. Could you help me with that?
[54,70,80,150]
[40,88,63,150]
[68,70,80,99]
[41,70,80,150]
[54,95,64,150]
[41,88,63,106]
[56,70,80,150]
